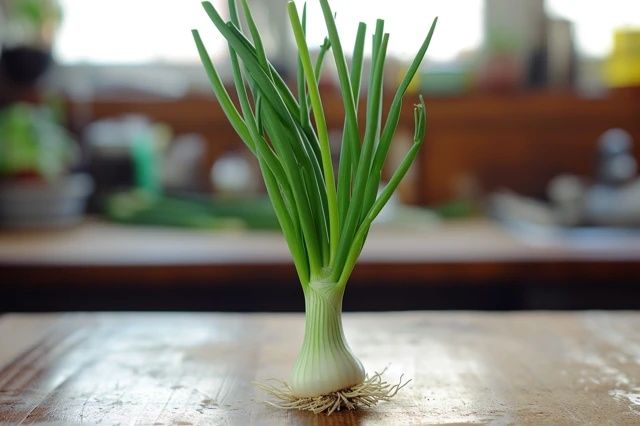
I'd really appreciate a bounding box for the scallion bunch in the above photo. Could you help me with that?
[193,0,436,400]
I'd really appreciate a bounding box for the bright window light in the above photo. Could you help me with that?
[55,0,226,64]
[295,0,482,62]
[54,0,638,65]
[546,0,640,58]
[55,0,480,65]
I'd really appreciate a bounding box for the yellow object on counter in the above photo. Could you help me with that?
[605,28,640,88]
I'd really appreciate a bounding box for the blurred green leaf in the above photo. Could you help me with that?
[0,103,76,179]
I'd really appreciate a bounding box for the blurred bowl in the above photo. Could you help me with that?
[0,174,93,228]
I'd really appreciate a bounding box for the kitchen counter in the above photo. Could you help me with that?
[1,219,639,310]
[1,311,639,424]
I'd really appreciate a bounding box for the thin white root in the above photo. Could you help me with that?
[254,368,410,415]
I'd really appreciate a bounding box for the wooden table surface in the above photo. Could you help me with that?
[1,312,639,425]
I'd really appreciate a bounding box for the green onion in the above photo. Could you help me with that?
[194,0,436,398]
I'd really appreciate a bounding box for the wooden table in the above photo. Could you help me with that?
[1,312,639,424]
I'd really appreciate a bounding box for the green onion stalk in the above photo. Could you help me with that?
[193,0,436,401]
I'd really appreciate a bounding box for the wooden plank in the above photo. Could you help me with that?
[0,312,639,424]
[0,314,59,369]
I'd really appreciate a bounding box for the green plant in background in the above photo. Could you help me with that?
[193,0,436,413]
[104,191,279,230]
[0,103,77,180]
[0,0,62,46]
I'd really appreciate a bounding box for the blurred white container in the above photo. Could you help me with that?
[0,174,93,228]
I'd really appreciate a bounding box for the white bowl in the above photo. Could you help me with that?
[0,174,93,228]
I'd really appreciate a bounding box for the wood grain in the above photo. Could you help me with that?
[1,312,639,425]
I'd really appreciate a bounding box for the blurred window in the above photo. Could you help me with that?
[293,0,481,62]
[55,0,226,64]
[53,0,640,65]
[546,0,640,58]
[55,0,477,65]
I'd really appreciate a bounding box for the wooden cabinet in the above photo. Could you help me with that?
[78,89,640,203]
[418,90,640,203]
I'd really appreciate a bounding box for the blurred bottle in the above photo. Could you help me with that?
[596,129,637,187]
[586,129,640,226]
[481,0,547,90]
[86,115,169,208]
[604,28,640,89]
[163,134,207,194]
[546,18,576,89]
[210,153,257,197]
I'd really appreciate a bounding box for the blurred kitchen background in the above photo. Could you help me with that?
[1,0,639,312]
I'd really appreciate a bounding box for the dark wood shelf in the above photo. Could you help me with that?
[69,89,640,204]
[2,219,639,311]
